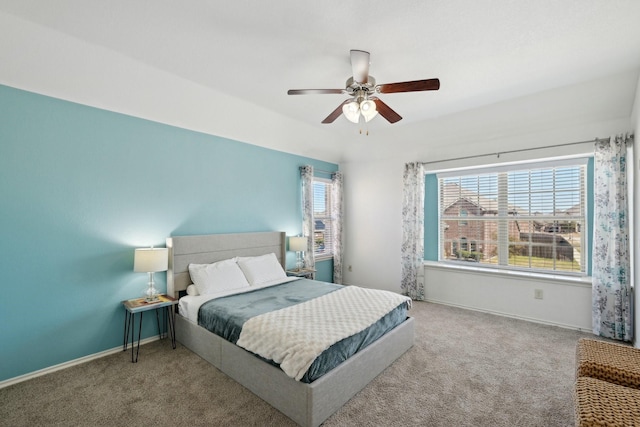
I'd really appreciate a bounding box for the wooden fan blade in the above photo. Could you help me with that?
[372,98,402,123]
[288,89,344,95]
[350,50,370,84]
[322,100,350,124]
[377,78,440,94]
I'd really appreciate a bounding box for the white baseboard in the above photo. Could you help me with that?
[0,336,160,389]
[424,298,593,333]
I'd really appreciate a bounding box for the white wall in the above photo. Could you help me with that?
[341,160,405,292]
[423,264,592,330]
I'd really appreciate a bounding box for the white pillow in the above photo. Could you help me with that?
[186,284,199,296]
[237,252,286,286]
[188,258,250,295]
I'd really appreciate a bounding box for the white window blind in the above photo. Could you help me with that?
[313,178,334,258]
[438,158,588,274]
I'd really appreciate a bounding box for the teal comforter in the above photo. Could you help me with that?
[198,279,409,383]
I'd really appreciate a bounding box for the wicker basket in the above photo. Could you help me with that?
[576,338,640,390]
[575,376,640,427]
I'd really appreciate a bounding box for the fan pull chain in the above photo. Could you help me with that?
[359,123,370,136]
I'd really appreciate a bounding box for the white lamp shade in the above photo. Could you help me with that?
[134,248,168,272]
[342,100,360,123]
[289,236,308,252]
[360,99,378,122]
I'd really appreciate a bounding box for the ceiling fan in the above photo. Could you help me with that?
[287,49,440,124]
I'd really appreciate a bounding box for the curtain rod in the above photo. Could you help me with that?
[420,137,614,166]
[299,166,339,175]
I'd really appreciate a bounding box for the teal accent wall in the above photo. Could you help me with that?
[424,174,439,260]
[0,84,337,382]
[314,258,334,280]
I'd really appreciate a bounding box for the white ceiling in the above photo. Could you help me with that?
[1,0,640,162]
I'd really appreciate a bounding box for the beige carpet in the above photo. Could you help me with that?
[0,302,594,426]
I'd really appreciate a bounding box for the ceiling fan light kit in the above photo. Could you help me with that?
[342,91,378,123]
[288,49,440,125]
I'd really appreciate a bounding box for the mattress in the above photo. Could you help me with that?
[194,279,410,383]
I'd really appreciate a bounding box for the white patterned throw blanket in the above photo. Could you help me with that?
[235,286,411,381]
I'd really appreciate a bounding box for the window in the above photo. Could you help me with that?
[438,158,588,274]
[460,237,468,251]
[460,209,468,226]
[313,178,334,258]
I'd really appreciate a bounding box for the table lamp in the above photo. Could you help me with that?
[134,247,168,302]
[289,236,308,271]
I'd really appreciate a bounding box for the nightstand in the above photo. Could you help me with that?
[122,294,178,363]
[286,268,316,280]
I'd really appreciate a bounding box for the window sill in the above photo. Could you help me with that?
[422,260,592,287]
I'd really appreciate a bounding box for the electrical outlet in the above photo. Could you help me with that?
[348,265,352,272]
[534,289,543,299]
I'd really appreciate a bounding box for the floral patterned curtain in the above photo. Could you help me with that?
[331,171,344,284]
[592,134,633,341]
[301,165,315,270]
[401,162,425,300]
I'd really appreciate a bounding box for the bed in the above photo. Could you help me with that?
[166,231,414,427]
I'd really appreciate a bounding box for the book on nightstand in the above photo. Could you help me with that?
[123,294,175,309]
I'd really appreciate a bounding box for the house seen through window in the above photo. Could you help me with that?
[437,158,588,274]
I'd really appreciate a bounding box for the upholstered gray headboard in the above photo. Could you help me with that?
[165,231,286,299]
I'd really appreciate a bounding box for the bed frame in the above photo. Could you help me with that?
[166,231,414,427]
